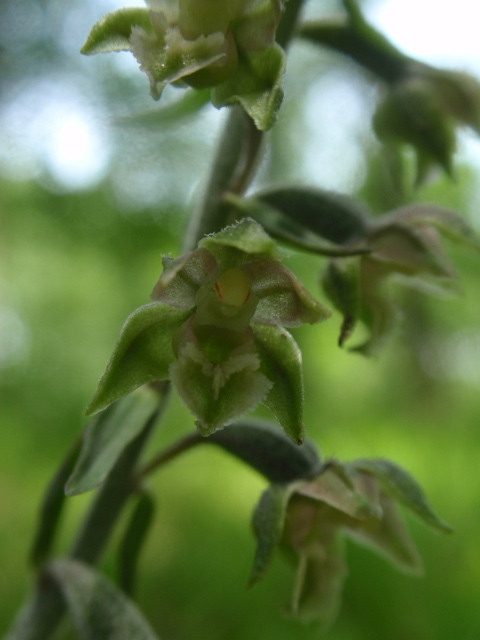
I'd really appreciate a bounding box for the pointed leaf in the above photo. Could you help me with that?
[208,419,322,482]
[224,192,370,256]
[322,258,361,346]
[211,44,285,130]
[86,302,190,416]
[252,187,371,245]
[81,8,152,55]
[249,483,298,586]
[30,442,81,566]
[67,388,160,496]
[253,325,305,444]
[118,491,156,596]
[47,559,160,640]
[350,458,453,533]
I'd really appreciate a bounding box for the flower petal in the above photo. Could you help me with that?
[130,25,226,99]
[245,258,331,327]
[86,302,190,415]
[253,325,305,444]
[170,332,272,435]
[151,247,218,308]
[200,217,276,262]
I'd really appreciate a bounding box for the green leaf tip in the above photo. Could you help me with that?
[81,8,152,55]
[351,458,453,534]
[67,388,160,496]
[85,302,189,417]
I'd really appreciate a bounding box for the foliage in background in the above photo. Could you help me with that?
[1,1,480,639]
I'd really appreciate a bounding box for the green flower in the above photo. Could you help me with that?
[81,0,286,129]
[87,219,330,441]
[322,204,478,355]
[250,457,452,629]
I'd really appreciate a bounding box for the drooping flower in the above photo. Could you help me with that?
[81,0,286,129]
[322,203,478,355]
[87,218,330,441]
[250,457,452,628]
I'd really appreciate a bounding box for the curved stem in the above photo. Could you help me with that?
[137,431,204,482]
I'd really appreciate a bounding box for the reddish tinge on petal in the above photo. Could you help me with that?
[151,247,218,309]
[243,257,331,327]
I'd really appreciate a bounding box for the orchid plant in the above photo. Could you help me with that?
[7,1,480,639]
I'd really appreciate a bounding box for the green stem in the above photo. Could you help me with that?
[8,2,309,638]
[6,389,168,640]
[137,431,204,481]
[184,0,307,252]
[183,106,263,251]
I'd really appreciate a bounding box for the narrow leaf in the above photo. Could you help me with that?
[350,458,453,533]
[322,258,361,347]
[252,187,370,245]
[249,483,297,586]
[208,419,322,482]
[224,192,370,256]
[67,388,160,496]
[86,302,190,416]
[253,325,305,444]
[118,492,156,596]
[81,8,152,55]
[30,441,81,566]
[47,558,160,639]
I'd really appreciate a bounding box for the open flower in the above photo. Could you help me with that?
[250,457,452,628]
[81,0,286,129]
[87,219,330,441]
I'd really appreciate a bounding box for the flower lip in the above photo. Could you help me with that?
[214,267,252,306]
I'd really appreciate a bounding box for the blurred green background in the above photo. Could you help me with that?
[1,1,480,639]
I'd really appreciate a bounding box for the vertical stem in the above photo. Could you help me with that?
[7,2,309,638]
[184,0,307,252]
[6,390,167,640]
[183,106,264,251]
